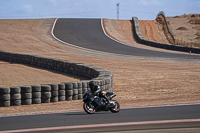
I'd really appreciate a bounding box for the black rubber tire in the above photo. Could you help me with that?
[58,83,65,90]
[66,95,72,101]
[51,91,58,97]
[58,90,65,96]
[21,93,32,99]
[105,78,111,84]
[31,85,41,92]
[20,86,32,93]
[109,100,120,113]
[51,97,58,102]
[11,100,21,106]
[77,82,82,88]
[0,101,10,107]
[66,90,73,96]
[78,88,82,94]
[0,94,10,101]
[48,84,58,91]
[32,98,41,104]
[10,86,20,93]
[41,98,50,103]
[78,94,82,99]
[0,87,10,94]
[41,92,51,98]
[72,82,78,89]
[59,96,65,101]
[83,102,95,114]
[32,92,41,98]
[82,88,87,94]
[10,93,21,100]
[65,82,73,90]
[21,99,32,105]
[94,80,100,86]
[72,95,78,100]
[82,81,88,88]
[41,85,51,92]
[73,89,78,95]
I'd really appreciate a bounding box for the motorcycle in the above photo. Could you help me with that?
[83,90,120,114]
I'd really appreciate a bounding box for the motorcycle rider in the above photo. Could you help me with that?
[89,81,110,106]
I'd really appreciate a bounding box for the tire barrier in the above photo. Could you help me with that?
[65,82,73,101]
[0,50,113,107]
[132,17,200,54]
[41,85,51,103]
[21,86,32,105]
[156,11,175,44]
[0,87,10,107]
[58,83,65,101]
[32,85,41,104]
[10,86,21,106]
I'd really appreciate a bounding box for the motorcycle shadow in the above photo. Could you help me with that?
[64,111,112,116]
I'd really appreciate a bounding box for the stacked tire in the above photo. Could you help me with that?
[48,84,58,102]
[21,86,32,105]
[32,85,41,104]
[10,86,21,106]
[65,82,73,101]
[58,83,65,101]
[82,81,88,94]
[72,82,78,100]
[0,87,10,107]
[105,77,112,92]
[77,82,82,99]
[41,85,51,103]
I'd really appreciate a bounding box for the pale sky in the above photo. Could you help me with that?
[0,0,200,20]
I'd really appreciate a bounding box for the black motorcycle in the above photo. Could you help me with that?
[83,90,120,114]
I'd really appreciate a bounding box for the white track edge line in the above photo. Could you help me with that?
[50,18,136,58]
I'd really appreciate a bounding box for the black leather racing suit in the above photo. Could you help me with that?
[90,85,110,104]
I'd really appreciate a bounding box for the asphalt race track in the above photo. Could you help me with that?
[0,104,200,132]
[53,18,200,61]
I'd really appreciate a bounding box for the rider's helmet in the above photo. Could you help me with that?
[89,81,95,89]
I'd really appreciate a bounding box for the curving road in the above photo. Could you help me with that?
[53,18,200,61]
[0,104,200,132]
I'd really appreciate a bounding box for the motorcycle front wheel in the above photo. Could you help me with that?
[83,102,96,114]
[109,100,120,113]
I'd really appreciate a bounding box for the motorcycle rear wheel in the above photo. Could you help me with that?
[109,100,120,113]
[83,102,96,114]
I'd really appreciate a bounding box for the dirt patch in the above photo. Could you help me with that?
[188,16,200,24]
[166,14,200,47]
[138,20,170,44]
[196,32,200,36]
[195,36,200,39]
[176,27,188,30]
[0,19,200,116]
